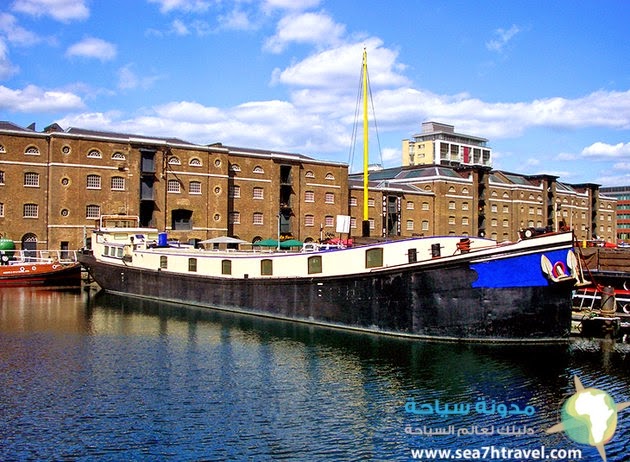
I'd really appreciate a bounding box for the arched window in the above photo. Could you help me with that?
[305,171,315,178]
[168,156,181,165]
[112,152,126,160]
[87,149,101,158]
[25,146,40,155]
[253,166,264,174]
[325,173,335,180]
[189,158,202,166]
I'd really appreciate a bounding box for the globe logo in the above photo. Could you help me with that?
[547,376,630,462]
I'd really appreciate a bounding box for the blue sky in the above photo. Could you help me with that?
[1,0,629,186]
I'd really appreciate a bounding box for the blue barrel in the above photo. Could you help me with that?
[158,232,168,247]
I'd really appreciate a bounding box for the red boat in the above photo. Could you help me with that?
[0,250,82,288]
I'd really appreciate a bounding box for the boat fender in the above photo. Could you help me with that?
[552,261,567,278]
[456,238,471,253]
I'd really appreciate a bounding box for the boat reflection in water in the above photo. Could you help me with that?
[0,289,629,461]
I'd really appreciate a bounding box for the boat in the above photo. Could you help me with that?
[78,214,583,342]
[77,51,585,343]
[0,248,82,288]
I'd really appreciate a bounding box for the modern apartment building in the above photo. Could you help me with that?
[600,186,630,242]
[402,122,492,168]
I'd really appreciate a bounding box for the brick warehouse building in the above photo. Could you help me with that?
[348,166,616,243]
[0,121,617,251]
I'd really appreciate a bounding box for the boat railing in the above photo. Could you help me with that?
[0,249,79,265]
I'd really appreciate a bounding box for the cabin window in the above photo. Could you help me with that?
[117,247,123,258]
[188,258,197,272]
[160,256,168,269]
[221,260,232,275]
[365,248,383,268]
[103,245,109,256]
[261,259,273,276]
[308,256,322,274]
[408,248,417,263]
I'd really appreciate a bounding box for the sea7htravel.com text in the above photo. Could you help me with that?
[409,446,582,460]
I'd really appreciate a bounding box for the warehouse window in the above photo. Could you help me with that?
[87,174,101,189]
[24,172,39,187]
[23,203,38,218]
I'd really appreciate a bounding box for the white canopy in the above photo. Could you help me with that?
[199,237,249,245]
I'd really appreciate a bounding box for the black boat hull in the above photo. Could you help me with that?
[80,252,573,342]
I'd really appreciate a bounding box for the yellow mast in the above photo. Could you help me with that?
[362,49,370,235]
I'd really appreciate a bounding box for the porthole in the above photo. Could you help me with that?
[213,213,220,222]
[61,177,70,186]
[214,186,221,195]
[61,209,69,217]
[214,158,222,167]
[62,145,71,154]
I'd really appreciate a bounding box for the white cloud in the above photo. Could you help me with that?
[272,39,408,90]
[0,39,19,79]
[0,84,84,112]
[11,0,89,22]
[117,64,162,91]
[218,8,255,31]
[486,25,521,53]
[171,19,190,35]
[0,13,40,46]
[148,0,211,14]
[66,37,117,61]
[264,11,345,53]
[581,141,630,158]
[263,0,321,12]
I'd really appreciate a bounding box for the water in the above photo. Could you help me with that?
[1,288,629,461]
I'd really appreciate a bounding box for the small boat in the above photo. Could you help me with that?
[0,249,82,288]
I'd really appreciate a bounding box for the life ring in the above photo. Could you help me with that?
[19,266,25,272]
[32,266,37,271]
[552,261,567,278]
